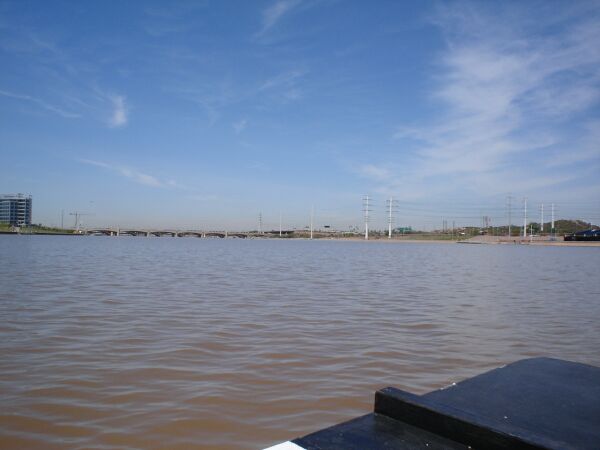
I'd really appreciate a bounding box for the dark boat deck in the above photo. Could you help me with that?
[271,358,600,450]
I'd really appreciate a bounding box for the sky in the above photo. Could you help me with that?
[1,0,599,231]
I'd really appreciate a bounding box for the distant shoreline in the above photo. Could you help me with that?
[315,237,600,247]
[0,231,82,236]
[2,232,599,246]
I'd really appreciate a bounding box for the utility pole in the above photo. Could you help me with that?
[310,206,314,240]
[540,203,544,233]
[386,197,398,239]
[523,198,528,238]
[363,195,371,240]
[507,195,513,237]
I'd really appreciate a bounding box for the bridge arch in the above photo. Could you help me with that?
[87,229,115,236]
[178,231,203,237]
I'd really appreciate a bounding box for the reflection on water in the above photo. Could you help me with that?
[1,236,599,449]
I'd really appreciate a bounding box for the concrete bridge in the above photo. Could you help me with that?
[85,229,251,238]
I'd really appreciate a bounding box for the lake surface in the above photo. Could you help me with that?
[1,236,599,449]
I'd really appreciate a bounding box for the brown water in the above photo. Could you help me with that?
[1,236,599,449]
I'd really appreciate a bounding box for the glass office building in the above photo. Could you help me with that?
[0,194,32,226]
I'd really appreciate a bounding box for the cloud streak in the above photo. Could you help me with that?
[259,69,306,91]
[357,164,391,182]
[259,68,307,102]
[363,3,600,201]
[80,159,168,188]
[0,89,80,118]
[258,0,301,34]
[108,95,128,128]
[233,118,247,134]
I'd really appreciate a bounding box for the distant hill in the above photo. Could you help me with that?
[553,219,598,235]
[429,219,597,237]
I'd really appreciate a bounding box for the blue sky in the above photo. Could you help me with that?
[1,0,599,230]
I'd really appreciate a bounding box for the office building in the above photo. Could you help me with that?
[0,194,32,226]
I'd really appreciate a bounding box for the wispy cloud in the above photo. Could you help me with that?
[0,89,80,118]
[233,118,247,134]
[366,3,600,200]
[108,95,128,128]
[80,159,168,188]
[259,0,301,34]
[142,3,205,36]
[0,20,134,129]
[260,69,306,91]
[167,79,236,126]
[259,69,307,101]
[357,164,391,181]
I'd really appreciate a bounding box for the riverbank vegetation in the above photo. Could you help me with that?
[0,223,72,234]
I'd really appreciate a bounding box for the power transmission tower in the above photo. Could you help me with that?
[386,197,398,239]
[310,206,314,240]
[506,195,513,237]
[258,212,263,234]
[279,211,282,237]
[523,198,528,238]
[363,195,371,240]
[551,203,555,238]
[540,203,544,233]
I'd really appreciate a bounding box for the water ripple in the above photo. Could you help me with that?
[1,236,599,449]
